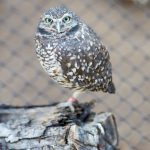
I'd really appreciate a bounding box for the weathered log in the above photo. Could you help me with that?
[0,101,119,150]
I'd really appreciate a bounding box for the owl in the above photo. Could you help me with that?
[35,6,115,102]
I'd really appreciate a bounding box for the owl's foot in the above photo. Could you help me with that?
[67,97,78,112]
[57,98,78,112]
[67,97,78,103]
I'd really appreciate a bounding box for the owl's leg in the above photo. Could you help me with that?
[67,91,81,103]
[65,91,82,112]
[58,91,81,112]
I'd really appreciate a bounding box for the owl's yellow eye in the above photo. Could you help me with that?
[63,16,71,23]
[44,17,53,24]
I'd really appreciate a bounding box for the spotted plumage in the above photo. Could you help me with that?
[35,6,115,93]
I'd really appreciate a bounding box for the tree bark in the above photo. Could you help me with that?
[0,101,119,150]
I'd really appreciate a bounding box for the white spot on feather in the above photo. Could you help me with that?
[90,41,93,46]
[70,56,76,60]
[67,72,73,76]
[72,68,76,73]
[46,43,53,50]
[89,62,92,66]
[87,46,90,51]
[67,63,71,67]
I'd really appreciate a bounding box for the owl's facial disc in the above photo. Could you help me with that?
[39,13,78,35]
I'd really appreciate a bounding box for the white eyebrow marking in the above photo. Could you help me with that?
[43,15,53,21]
[62,13,72,18]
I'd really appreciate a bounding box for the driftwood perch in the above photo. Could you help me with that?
[0,101,119,150]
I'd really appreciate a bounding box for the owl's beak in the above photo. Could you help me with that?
[56,21,61,33]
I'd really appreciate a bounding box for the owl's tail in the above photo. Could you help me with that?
[107,82,116,94]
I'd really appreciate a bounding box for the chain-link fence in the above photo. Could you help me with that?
[0,0,149,149]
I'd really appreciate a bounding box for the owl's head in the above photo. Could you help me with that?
[38,6,79,35]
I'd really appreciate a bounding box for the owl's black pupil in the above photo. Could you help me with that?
[65,17,69,21]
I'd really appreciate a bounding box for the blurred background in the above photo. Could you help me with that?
[0,0,149,149]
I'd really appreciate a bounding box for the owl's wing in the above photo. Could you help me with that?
[92,43,115,93]
[83,26,115,93]
[55,28,115,93]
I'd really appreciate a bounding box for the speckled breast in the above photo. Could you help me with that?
[35,37,75,88]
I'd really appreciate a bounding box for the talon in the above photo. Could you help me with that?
[57,101,75,112]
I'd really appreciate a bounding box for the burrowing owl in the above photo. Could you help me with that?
[35,6,115,101]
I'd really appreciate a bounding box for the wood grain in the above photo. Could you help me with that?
[0,102,119,150]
